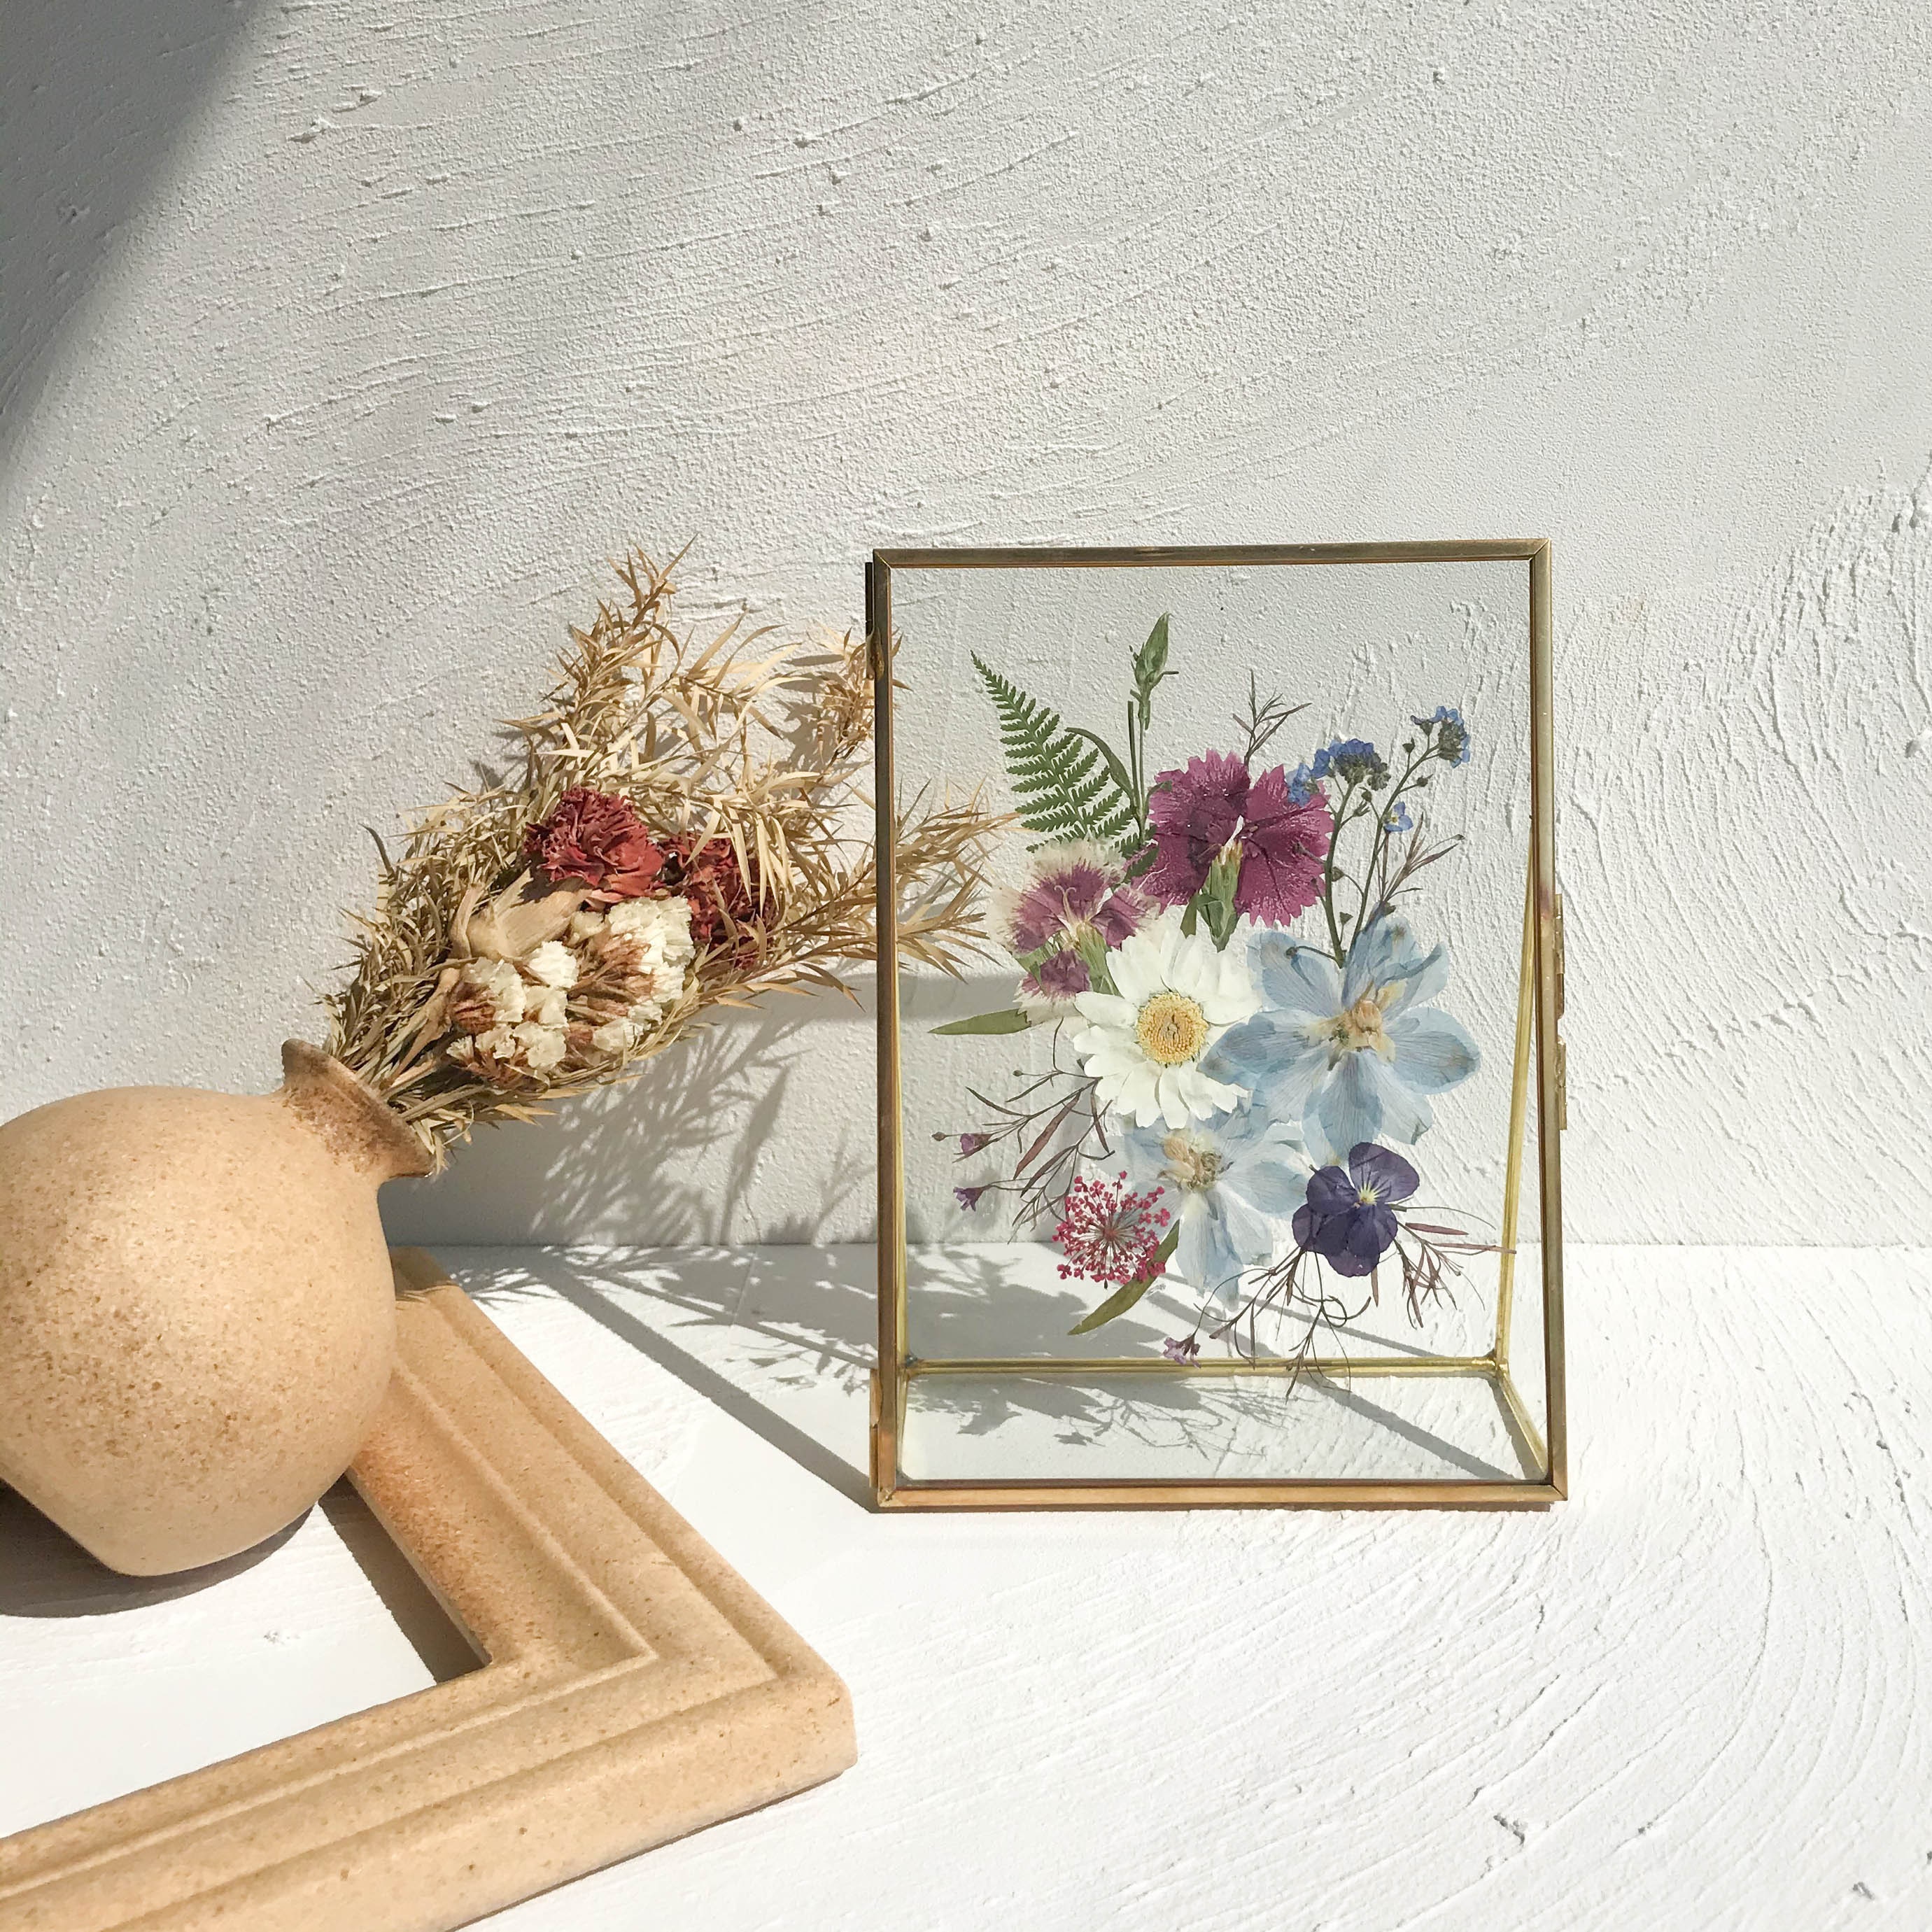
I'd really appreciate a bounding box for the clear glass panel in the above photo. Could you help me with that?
[888,554,1549,1490]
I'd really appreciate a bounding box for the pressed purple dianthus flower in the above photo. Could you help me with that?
[1001,842,1147,1004]
[1145,753,1332,926]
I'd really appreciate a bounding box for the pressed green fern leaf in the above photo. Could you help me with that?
[972,654,1134,849]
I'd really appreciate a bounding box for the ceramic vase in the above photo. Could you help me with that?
[0,1041,430,1575]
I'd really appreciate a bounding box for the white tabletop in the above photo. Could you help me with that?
[3,1244,1928,1931]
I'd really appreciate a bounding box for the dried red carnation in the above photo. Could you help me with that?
[523,787,665,903]
[665,833,759,955]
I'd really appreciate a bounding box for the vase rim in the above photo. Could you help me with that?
[280,1041,434,1182]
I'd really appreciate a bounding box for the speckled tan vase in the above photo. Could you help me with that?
[0,1042,430,1576]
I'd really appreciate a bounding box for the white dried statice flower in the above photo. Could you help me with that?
[470,1024,517,1060]
[568,910,606,943]
[514,1021,567,1072]
[527,985,570,1029]
[590,1017,639,1057]
[527,940,579,988]
[606,894,695,992]
[576,894,695,1059]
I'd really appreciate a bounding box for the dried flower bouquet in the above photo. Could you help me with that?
[325,551,994,1168]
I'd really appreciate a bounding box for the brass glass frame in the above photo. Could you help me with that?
[868,542,1567,1509]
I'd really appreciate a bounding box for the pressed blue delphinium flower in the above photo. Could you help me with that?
[1204,911,1480,1164]
[1412,705,1470,767]
[1292,1143,1419,1276]
[1310,738,1389,789]
[1285,761,1319,807]
[1120,1100,1306,1303]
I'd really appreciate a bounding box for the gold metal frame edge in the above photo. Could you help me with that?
[869,540,1565,1511]
[877,1481,1563,1511]
[873,540,1549,570]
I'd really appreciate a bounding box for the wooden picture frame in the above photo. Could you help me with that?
[0,1250,856,1932]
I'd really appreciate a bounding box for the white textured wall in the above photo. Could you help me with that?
[4,0,1931,1246]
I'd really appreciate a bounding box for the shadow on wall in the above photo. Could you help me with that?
[1,1,260,444]
[380,992,878,1248]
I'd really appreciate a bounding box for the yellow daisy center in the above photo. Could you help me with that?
[1135,992,1209,1067]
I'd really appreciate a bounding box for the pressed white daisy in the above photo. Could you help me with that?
[1070,909,1260,1129]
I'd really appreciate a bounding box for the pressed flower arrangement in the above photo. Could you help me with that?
[933,614,1495,1365]
[327,550,995,1166]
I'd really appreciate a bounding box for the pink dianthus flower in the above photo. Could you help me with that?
[1145,754,1333,927]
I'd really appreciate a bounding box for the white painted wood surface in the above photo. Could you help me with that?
[3,1243,1929,1929]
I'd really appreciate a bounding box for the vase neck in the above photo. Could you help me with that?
[278,1042,433,1182]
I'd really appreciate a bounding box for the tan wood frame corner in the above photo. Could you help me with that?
[0,1250,856,1932]
[869,540,1567,1511]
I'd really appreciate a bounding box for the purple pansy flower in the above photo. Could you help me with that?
[1291,1143,1419,1276]
[1144,752,1334,927]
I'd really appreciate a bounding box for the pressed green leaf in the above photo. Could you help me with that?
[1065,726,1136,822]
[1132,614,1174,732]
[973,654,1136,849]
[1067,1224,1182,1334]
[931,1008,1033,1036]
[1071,928,1115,996]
